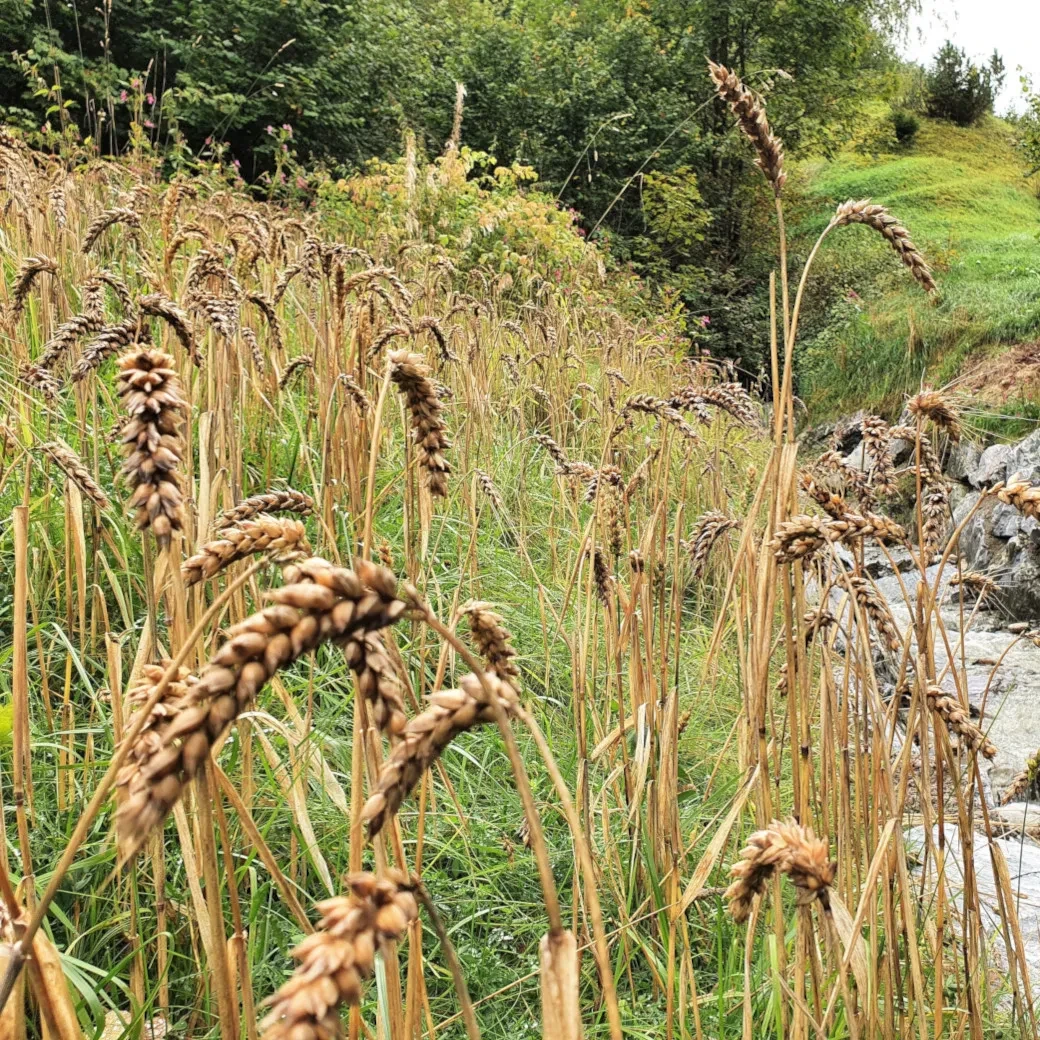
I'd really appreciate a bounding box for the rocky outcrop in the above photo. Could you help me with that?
[946,429,1040,621]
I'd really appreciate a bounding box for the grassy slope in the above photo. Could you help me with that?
[796,117,1040,428]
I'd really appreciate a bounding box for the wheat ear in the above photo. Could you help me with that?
[834,199,936,293]
[117,348,187,550]
[40,441,111,509]
[389,349,451,498]
[362,671,518,838]
[725,819,835,923]
[259,871,419,1040]
[708,61,786,196]
[182,516,311,587]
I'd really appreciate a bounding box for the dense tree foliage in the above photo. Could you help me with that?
[0,0,915,369]
[926,42,1005,126]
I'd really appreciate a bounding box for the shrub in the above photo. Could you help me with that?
[890,109,920,145]
[925,42,1005,126]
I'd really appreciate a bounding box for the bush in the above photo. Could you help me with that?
[890,109,920,144]
[926,42,1005,126]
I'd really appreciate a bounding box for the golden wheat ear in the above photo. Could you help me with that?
[708,59,786,197]
[834,199,936,293]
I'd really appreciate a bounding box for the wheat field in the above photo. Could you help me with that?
[0,64,1034,1040]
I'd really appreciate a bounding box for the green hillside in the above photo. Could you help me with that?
[797,118,1040,429]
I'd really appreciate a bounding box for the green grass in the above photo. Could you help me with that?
[795,117,1040,425]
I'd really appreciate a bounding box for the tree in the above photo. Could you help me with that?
[926,42,1005,126]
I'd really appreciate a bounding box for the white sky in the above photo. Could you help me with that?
[902,0,1040,112]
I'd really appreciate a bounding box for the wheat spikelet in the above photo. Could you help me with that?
[117,348,187,549]
[708,61,786,196]
[82,207,140,254]
[72,317,152,382]
[138,293,199,366]
[908,390,961,441]
[925,685,996,759]
[799,473,848,519]
[772,511,905,563]
[246,292,284,352]
[194,292,240,340]
[217,489,315,528]
[389,349,451,498]
[843,575,901,652]
[338,372,370,414]
[1001,749,1040,804]
[532,432,569,470]
[921,481,950,560]
[592,546,614,604]
[362,671,518,838]
[996,475,1040,519]
[93,270,135,315]
[342,631,409,738]
[7,254,57,323]
[834,199,936,293]
[463,601,521,693]
[47,180,67,229]
[948,571,998,601]
[278,354,314,390]
[182,516,311,587]
[725,820,834,923]
[817,449,876,509]
[242,327,264,371]
[40,441,110,509]
[117,558,406,856]
[163,222,209,268]
[259,871,418,1040]
[683,511,741,579]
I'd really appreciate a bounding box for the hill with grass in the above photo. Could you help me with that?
[796,117,1040,432]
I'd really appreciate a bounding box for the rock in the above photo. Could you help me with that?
[907,824,1040,990]
[992,502,1024,539]
[843,442,867,472]
[946,441,982,483]
[1008,622,1030,634]
[832,411,866,453]
[1007,430,1040,485]
[970,444,1012,488]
